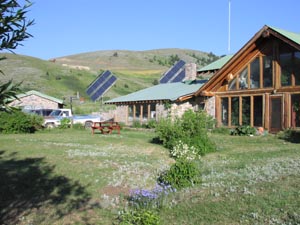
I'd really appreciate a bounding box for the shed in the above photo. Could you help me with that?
[9,90,64,110]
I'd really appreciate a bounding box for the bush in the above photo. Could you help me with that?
[231,125,256,136]
[277,129,300,143]
[118,209,160,225]
[157,159,201,190]
[132,120,142,128]
[58,118,71,129]
[145,119,157,129]
[170,140,199,161]
[154,118,184,149]
[155,110,216,155]
[0,110,43,133]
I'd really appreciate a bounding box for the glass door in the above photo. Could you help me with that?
[269,96,282,132]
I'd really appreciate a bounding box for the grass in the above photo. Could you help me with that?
[0,130,299,224]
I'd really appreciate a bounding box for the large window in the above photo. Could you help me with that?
[239,67,248,89]
[263,55,273,87]
[242,97,251,125]
[250,58,260,88]
[291,94,300,127]
[253,96,263,126]
[229,55,274,91]
[221,98,228,125]
[295,52,300,85]
[280,53,293,86]
[231,97,239,126]
[220,95,263,127]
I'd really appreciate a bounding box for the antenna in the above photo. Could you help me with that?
[228,0,231,53]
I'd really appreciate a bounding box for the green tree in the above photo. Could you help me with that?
[0,0,34,111]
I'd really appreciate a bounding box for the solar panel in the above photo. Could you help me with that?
[171,69,185,83]
[90,75,117,101]
[160,60,185,83]
[86,70,111,96]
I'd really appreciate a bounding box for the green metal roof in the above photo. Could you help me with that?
[16,90,64,104]
[198,54,233,72]
[106,81,206,104]
[270,26,300,44]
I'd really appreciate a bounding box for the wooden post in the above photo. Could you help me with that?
[265,93,270,130]
[133,104,136,122]
[140,104,143,123]
[148,104,151,120]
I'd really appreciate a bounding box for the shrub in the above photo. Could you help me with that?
[154,118,184,149]
[58,118,71,129]
[277,129,300,143]
[231,125,256,136]
[145,119,157,129]
[188,134,216,156]
[0,110,43,133]
[170,140,199,161]
[157,159,201,190]
[155,110,216,155]
[118,209,160,225]
[132,120,142,128]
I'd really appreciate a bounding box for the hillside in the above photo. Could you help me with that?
[0,49,219,112]
[53,48,218,72]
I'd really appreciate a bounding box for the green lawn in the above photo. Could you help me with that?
[0,130,299,224]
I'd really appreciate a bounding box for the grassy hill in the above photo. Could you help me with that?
[0,49,219,112]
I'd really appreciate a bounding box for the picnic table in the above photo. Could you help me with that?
[91,121,121,135]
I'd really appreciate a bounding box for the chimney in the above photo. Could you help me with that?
[184,63,197,81]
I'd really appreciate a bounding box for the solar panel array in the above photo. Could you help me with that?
[159,60,186,83]
[86,70,117,101]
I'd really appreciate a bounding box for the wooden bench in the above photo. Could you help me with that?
[91,121,121,135]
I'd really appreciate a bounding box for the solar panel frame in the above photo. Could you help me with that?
[171,69,185,83]
[91,75,117,101]
[159,60,185,83]
[86,70,111,96]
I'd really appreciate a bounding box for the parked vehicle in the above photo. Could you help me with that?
[43,109,102,128]
[24,108,54,117]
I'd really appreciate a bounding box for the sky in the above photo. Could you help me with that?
[12,0,300,60]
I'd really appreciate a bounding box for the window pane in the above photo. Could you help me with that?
[291,94,300,127]
[221,98,228,125]
[263,55,273,87]
[280,53,293,86]
[239,67,248,89]
[142,104,148,120]
[229,77,237,90]
[231,97,239,126]
[295,52,300,86]
[150,103,156,119]
[254,96,263,126]
[128,105,133,121]
[250,58,260,88]
[242,97,250,125]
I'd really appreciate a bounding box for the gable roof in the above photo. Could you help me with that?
[195,25,300,96]
[106,81,206,104]
[16,90,64,104]
[270,26,300,44]
[198,54,233,72]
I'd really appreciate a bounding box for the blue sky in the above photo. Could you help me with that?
[14,0,300,60]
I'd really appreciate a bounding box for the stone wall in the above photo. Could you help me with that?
[10,95,60,109]
[169,102,194,119]
[184,63,197,81]
[204,96,215,118]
